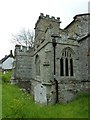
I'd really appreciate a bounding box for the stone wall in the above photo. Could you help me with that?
[88,36,90,81]
[58,79,89,103]
[78,38,89,80]
[14,45,33,81]
[65,14,88,39]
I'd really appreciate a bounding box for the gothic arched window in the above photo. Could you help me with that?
[60,47,74,77]
[35,55,40,75]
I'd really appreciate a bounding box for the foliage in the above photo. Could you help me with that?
[2,77,89,118]
[1,71,12,83]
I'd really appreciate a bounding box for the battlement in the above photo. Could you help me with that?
[40,13,60,22]
[15,45,33,53]
[35,13,61,29]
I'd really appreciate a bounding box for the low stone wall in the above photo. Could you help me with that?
[17,80,31,93]
[58,80,90,103]
[14,78,90,105]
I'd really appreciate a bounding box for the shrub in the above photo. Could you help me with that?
[2,71,13,83]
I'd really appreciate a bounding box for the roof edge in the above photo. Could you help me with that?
[64,13,90,30]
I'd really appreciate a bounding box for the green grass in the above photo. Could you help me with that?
[0,83,2,120]
[1,72,90,118]
[0,71,2,119]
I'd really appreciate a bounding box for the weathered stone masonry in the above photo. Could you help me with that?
[13,45,33,92]
[13,13,90,104]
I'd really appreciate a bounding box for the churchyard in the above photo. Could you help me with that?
[1,71,89,118]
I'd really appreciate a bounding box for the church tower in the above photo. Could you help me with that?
[32,13,61,104]
[34,13,61,50]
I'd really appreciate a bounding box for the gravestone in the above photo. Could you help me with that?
[34,84,47,104]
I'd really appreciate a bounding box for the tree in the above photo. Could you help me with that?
[12,29,35,48]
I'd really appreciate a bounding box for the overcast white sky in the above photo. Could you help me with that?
[0,0,89,59]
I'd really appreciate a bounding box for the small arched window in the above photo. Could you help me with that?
[60,47,74,77]
[35,55,40,75]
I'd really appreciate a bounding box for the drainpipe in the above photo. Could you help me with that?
[51,35,59,103]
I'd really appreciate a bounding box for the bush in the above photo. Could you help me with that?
[2,71,13,83]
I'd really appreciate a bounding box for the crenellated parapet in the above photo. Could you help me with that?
[39,13,60,22]
[15,45,33,54]
[35,13,61,29]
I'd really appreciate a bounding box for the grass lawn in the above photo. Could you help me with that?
[0,83,2,120]
[1,72,90,118]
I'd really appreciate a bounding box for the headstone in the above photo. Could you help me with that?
[34,84,47,104]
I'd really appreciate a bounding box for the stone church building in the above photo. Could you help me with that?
[13,13,90,104]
